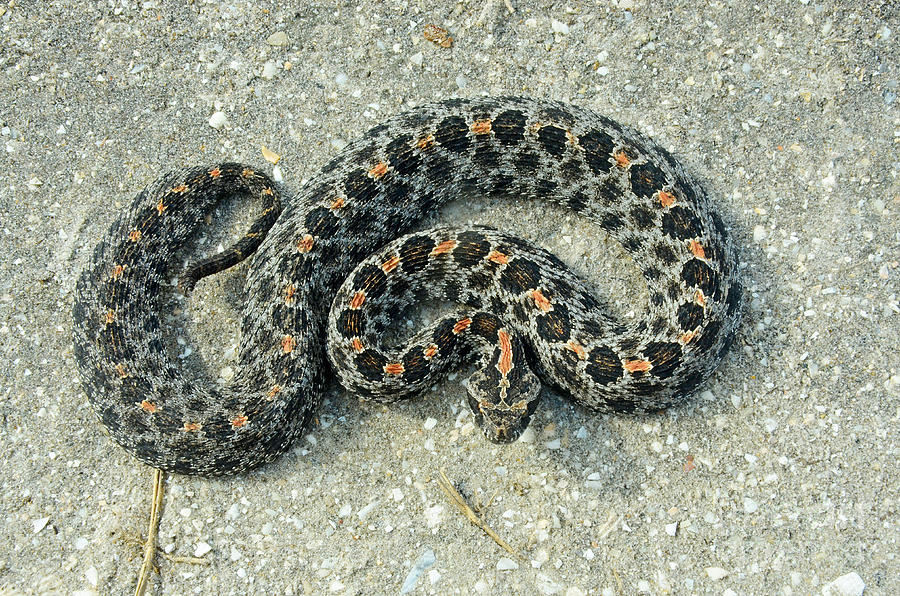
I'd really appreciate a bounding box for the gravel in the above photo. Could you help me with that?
[0,1,897,594]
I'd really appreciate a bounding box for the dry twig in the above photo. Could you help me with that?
[135,468,165,596]
[436,468,518,557]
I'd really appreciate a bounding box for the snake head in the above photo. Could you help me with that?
[463,362,541,443]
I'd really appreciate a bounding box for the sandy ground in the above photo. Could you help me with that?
[1,1,897,594]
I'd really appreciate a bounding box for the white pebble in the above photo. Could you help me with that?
[822,572,865,596]
[266,31,289,46]
[74,537,89,550]
[194,541,212,557]
[392,488,404,502]
[455,75,467,89]
[551,19,569,34]
[665,522,678,536]
[334,72,348,86]
[743,497,759,514]
[497,557,519,570]
[424,505,443,528]
[545,438,561,450]
[423,417,437,430]
[706,567,728,580]
[357,501,378,519]
[32,517,50,533]
[753,225,767,242]
[261,61,277,79]
[208,111,228,129]
[517,426,536,443]
[409,52,424,66]
[226,503,240,520]
[85,566,99,587]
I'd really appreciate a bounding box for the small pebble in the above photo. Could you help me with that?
[423,417,437,430]
[261,61,277,79]
[551,19,569,35]
[266,31,289,46]
[194,541,212,557]
[208,111,227,129]
[706,567,728,580]
[32,517,50,533]
[665,522,678,536]
[822,572,865,596]
[497,557,519,570]
[400,548,436,594]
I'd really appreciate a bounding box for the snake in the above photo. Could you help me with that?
[72,96,743,476]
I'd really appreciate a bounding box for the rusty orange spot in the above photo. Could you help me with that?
[267,384,282,398]
[416,134,435,150]
[453,317,472,334]
[487,250,509,265]
[183,422,201,432]
[381,255,400,273]
[566,340,587,360]
[114,363,128,378]
[330,196,345,210]
[431,239,457,256]
[497,329,513,376]
[384,362,405,375]
[281,335,296,353]
[689,239,706,259]
[657,190,676,208]
[104,309,116,325]
[566,129,580,147]
[209,167,221,178]
[694,289,707,307]
[423,23,453,48]
[296,234,314,253]
[350,290,366,310]
[284,284,296,305]
[368,162,388,179]
[351,338,365,353]
[231,415,248,429]
[241,168,255,178]
[423,344,438,359]
[139,400,158,413]
[128,229,142,242]
[614,150,631,168]
[170,184,188,194]
[679,330,697,344]
[110,264,126,280]
[624,359,652,373]
[471,119,492,134]
[683,454,696,472]
[529,289,552,312]
[156,199,167,215]
[261,186,275,196]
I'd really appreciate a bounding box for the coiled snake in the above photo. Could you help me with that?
[73,97,743,476]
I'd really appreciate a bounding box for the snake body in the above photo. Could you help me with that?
[72,97,742,475]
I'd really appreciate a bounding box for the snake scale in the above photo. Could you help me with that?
[72,97,743,476]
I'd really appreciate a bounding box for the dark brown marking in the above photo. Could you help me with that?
[114,363,128,378]
[416,134,435,150]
